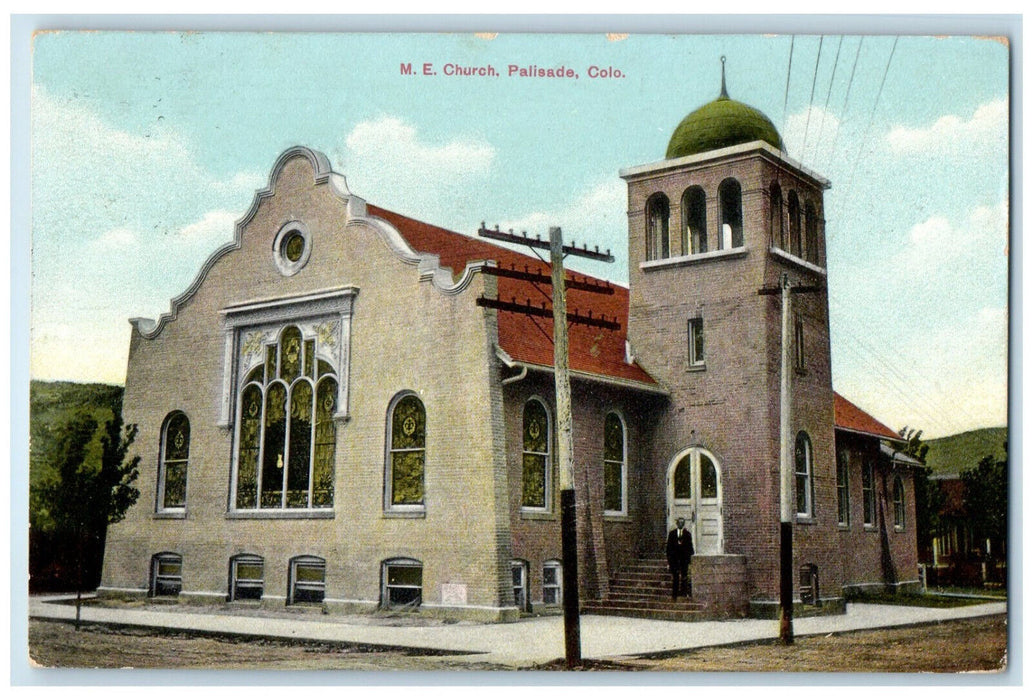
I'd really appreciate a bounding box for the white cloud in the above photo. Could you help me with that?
[885,99,1008,155]
[91,227,139,249]
[892,200,1008,273]
[177,210,238,242]
[497,180,628,281]
[344,116,495,180]
[781,106,843,167]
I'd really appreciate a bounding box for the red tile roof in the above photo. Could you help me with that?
[833,392,901,441]
[367,205,658,387]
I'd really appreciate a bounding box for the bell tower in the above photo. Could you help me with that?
[622,58,841,604]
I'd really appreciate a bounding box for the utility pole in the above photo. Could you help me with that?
[477,223,614,668]
[550,226,581,667]
[778,271,794,645]
[759,273,824,645]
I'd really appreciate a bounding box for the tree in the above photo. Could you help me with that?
[34,409,140,629]
[961,449,1008,562]
[898,426,941,565]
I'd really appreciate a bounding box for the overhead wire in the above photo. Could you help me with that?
[825,35,864,178]
[812,35,844,166]
[838,36,899,238]
[828,292,982,432]
[781,35,795,140]
[801,35,824,162]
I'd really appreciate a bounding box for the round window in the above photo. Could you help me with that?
[282,230,305,262]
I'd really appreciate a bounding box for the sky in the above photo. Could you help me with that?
[27,27,1010,439]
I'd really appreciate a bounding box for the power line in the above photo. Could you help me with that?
[801,35,824,162]
[825,35,863,178]
[781,35,795,143]
[812,35,844,166]
[839,37,899,236]
[828,292,982,431]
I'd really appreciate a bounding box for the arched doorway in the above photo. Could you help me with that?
[667,448,724,555]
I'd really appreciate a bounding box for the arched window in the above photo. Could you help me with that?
[386,393,426,509]
[893,476,906,529]
[288,555,326,605]
[788,191,802,257]
[603,412,627,515]
[719,178,743,249]
[794,432,814,518]
[645,193,670,260]
[522,399,551,510]
[682,186,707,255]
[836,449,850,526]
[229,554,264,601]
[770,183,784,249]
[382,557,423,608]
[158,412,189,511]
[805,201,819,264]
[150,552,182,597]
[233,324,337,510]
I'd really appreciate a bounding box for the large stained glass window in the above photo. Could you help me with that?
[234,324,336,510]
[522,399,550,509]
[387,394,426,507]
[158,412,190,510]
[603,412,626,514]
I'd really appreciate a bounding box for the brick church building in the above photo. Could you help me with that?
[100,74,920,620]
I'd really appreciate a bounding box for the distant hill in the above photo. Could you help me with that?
[924,427,1008,477]
[29,380,124,488]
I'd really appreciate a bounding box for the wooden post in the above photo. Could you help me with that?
[550,226,581,668]
[779,272,794,645]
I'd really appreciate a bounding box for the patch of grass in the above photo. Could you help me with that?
[851,591,997,608]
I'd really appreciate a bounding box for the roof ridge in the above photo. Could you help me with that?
[365,203,627,290]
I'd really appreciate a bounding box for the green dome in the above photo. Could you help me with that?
[666,89,784,159]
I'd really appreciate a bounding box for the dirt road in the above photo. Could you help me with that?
[28,614,1006,672]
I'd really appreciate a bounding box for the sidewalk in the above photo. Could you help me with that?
[29,596,1007,666]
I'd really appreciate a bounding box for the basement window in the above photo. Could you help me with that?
[289,555,326,605]
[150,552,183,597]
[543,560,563,605]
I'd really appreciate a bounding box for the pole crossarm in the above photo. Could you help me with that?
[476,295,621,331]
[478,223,615,262]
[758,284,826,296]
[481,262,616,295]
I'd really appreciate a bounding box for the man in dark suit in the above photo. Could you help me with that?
[666,517,695,599]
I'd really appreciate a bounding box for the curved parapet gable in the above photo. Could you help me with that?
[130,146,488,338]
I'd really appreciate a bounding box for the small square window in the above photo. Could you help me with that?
[688,317,705,368]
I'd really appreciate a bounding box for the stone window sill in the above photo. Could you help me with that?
[382,509,427,519]
[520,509,558,521]
[226,509,335,520]
[603,513,633,523]
[153,510,187,520]
[641,247,748,271]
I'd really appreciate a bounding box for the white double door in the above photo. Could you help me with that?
[666,447,723,555]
